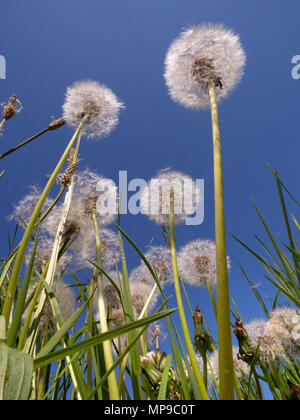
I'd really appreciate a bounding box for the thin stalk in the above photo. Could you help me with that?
[0,127,50,160]
[1,117,87,325]
[0,118,6,132]
[169,210,209,401]
[37,323,49,400]
[92,209,120,400]
[202,353,207,389]
[208,80,235,400]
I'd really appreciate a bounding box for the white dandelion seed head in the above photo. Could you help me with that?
[130,281,158,318]
[164,24,246,110]
[72,169,118,226]
[25,235,73,275]
[8,185,53,226]
[245,319,288,367]
[63,80,125,139]
[208,347,250,385]
[140,169,200,225]
[22,279,76,333]
[177,239,230,288]
[129,245,173,287]
[75,227,120,271]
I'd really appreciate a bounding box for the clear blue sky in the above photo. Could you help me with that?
[1,0,300,348]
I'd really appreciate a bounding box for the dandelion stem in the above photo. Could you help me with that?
[0,128,50,160]
[208,80,235,400]
[1,117,87,326]
[92,209,120,400]
[169,210,209,400]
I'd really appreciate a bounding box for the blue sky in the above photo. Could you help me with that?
[1,0,300,351]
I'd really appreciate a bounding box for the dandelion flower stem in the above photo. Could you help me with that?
[169,210,209,400]
[1,117,87,326]
[0,128,50,160]
[92,209,120,400]
[208,80,235,400]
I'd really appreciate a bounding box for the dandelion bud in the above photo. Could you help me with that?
[2,94,22,120]
[48,117,65,131]
[233,319,256,365]
[193,305,214,356]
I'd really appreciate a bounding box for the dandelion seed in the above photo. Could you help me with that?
[164,24,246,109]
[62,80,125,139]
[177,239,230,288]
[140,169,200,225]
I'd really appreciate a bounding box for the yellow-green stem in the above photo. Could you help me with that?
[208,80,235,400]
[92,210,120,400]
[1,118,87,325]
[0,118,6,132]
[169,210,209,401]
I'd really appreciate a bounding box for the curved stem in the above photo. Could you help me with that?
[208,80,235,400]
[169,210,209,400]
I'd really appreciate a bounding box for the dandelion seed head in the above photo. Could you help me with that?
[130,245,173,286]
[164,24,246,109]
[140,170,200,225]
[177,239,230,287]
[8,185,53,226]
[63,80,124,139]
[25,236,73,275]
[23,279,76,333]
[130,281,158,317]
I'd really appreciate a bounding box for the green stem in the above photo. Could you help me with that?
[169,210,209,401]
[208,80,235,400]
[0,127,50,160]
[1,117,87,326]
[92,210,120,400]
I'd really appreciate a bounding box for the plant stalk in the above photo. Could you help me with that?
[208,80,235,400]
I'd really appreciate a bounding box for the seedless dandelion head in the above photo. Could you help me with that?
[177,239,230,288]
[164,24,246,109]
[140,169,200,225]
[63,80,124,139]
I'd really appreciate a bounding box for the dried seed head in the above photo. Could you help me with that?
[2,94,22,120]
[48,117,65,130]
